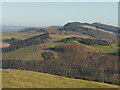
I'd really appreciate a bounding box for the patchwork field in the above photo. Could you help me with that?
[2,32,119,60]
[2,45,37,60]
[2,69,118,88]
[2,34,98,60]
[2,32,41,41]
[46,34,93,47]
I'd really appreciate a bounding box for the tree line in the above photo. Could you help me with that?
[2,33,51,52]
[2,48,119,85]
[57,37,112,46]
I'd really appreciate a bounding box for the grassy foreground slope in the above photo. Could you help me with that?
[3,69,118,88]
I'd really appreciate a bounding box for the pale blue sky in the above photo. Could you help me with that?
[1,2,118,27]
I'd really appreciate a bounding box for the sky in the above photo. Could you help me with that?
[1,2,118,27]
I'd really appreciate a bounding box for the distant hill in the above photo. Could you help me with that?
[20,28,47,33]
[40,26,62,34]
[1,25,26,32]
[20,26,62,34]
[92,22,119,34]
[2,69,118,88]
[17,22,119,40]
[59,22,117,40]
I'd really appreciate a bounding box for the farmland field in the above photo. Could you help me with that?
[2,32,41,41]
[2,33,119,61]
[2,45,37,60]
[46,34,93,47]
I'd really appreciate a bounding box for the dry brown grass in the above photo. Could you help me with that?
[0,43,10,48]
[81,25,114,34]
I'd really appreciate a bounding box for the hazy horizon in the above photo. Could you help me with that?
[1,21,118,27]
[1,2,118,27]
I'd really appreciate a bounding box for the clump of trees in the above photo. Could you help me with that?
[3,38,20,44]
[42,52,55,62]
[57,37,111,46]
[2,33,51,52]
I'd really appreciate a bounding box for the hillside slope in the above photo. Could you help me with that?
[2,33,50,52]
[2,69,118,88]
[59,22,117,40]
[92,22,119,34]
